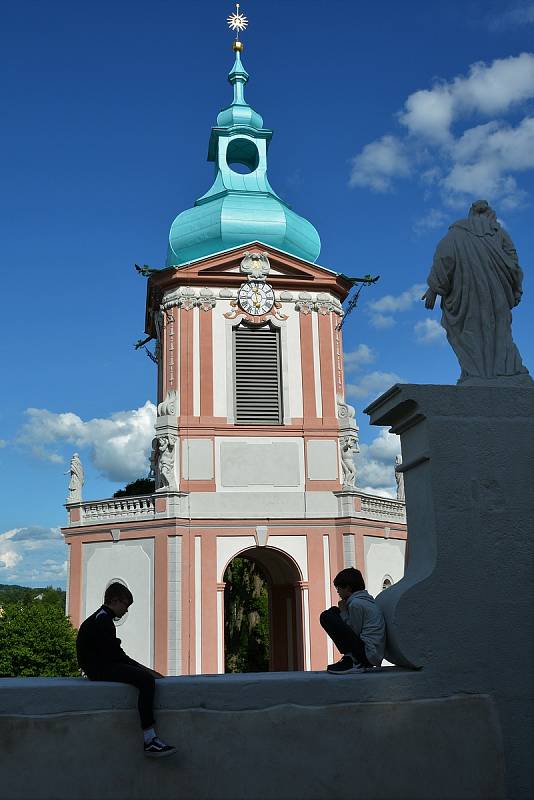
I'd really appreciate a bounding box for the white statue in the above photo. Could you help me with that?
[337,394,359,490]
[395,455,405,502]
[157,435,177,491]
[148,437,159,484]
[340,435,358,490]
[66,452,84,503]
[422,200,533,386]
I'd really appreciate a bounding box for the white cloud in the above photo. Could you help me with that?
[442,116,534,208]
[350,53,534,217]
[368,313,396,329]
[17,401,157,483]
[349,135,411,192]
[399,85,455,143]
[399,53,534,139]
[413,208,448,236]
[0,439,6,448]
[346,371,403,400]
[414,318,446,344]
[0,550,22,569]
[0,526,67,588]
[489,4,534,30]
[367,283,426,327]
[356,428,401,496]
[344,344,376,373]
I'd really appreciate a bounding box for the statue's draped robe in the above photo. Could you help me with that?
[427,217,528,382]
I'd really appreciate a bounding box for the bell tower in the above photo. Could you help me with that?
[63,14,407,677]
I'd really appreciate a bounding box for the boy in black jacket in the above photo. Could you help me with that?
[76,582,176,758]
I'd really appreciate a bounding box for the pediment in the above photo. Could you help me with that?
[150,242,352,297]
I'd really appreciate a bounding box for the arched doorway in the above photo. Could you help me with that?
[222,546,304,672]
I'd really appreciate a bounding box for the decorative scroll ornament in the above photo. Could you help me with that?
[337,395,358,434]
[240,251,270,280]
[295,292,314,315]
[198,288,216,311]
[180,287,196,311]
[157,390,177,417]
[316,293,334,316]
[160,286,197,312]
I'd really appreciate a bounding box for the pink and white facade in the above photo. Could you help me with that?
[62,243,407,674]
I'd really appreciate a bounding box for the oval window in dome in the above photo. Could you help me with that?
[226,138,259,174]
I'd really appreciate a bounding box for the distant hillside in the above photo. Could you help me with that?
[0,583,66,610]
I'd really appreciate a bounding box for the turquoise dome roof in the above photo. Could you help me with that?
[166,51,321,266]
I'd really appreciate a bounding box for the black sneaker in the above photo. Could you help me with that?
[327,655,366,674]
[144,737,177,758]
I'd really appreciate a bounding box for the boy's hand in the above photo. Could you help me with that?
[148,668,164,678]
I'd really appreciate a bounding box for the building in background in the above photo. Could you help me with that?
[62,39,406,675]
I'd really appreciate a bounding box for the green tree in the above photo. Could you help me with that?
[0,584,66,610]
[224,557,270,673]
[113,478,155,498]
[0,603,79,677]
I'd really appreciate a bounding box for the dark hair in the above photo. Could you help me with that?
[104,582,133,605]
[333,568,365,593]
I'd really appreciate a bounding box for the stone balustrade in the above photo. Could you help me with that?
[68,495,156,526]
[359,494,406,522]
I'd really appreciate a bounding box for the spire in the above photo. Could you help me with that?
[165,5,321,266]
[228,49,249,107]
[216,49,263,130]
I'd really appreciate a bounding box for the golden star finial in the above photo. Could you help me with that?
[227,3,248,51]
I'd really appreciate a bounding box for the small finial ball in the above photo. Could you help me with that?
[232,40,244,52]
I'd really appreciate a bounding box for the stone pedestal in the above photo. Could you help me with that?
[365,384,534,800]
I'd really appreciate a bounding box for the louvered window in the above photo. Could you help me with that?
[233,325,283,425]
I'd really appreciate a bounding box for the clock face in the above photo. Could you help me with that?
[238,281,275,316]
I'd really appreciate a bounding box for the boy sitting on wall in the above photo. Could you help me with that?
[320,567,386,674]
[76,582,176,758]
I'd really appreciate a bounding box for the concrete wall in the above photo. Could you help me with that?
[0,673,504,800]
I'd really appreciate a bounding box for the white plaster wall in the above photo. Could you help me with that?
[187,490,340,519]
[268,536,308,581]
[182,439,214,480]
[192,307,200,417]
[167,536,182,676]
[215,437,305,492]
[65,544,71,619]
[343,534,356,568]
[217,535,256,581]
[363,536,406,599]
[194,537,202,675]
[323,535,334,663]
[307,440,338,480]
[212,298,233,418]
[285,306,303,418]
[311,312,322,418]
[82,539,154,667]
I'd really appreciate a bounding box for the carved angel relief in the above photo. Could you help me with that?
[240,250,271,279]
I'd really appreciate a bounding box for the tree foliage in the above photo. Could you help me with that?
[224,557,270,673]
[113,478,155,498]
[0,602,79,677]
[0,584,66,609]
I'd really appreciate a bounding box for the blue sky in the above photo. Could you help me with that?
[1,0,533,587]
